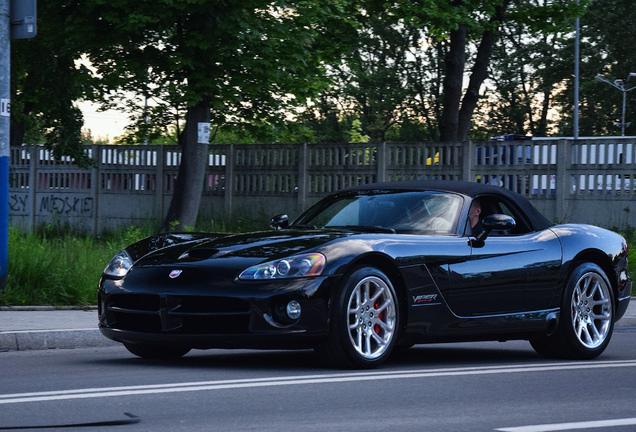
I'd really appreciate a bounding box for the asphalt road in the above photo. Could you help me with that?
[1,329,635,432]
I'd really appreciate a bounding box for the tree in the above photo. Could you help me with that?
[472,4,573,139]
[11,0,94,167]
[74,0,346,230]
[385,0,585,141]
[329,4,417,142]
[569,0,636,136]
[297,1,585,143]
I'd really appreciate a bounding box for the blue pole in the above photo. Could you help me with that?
[0,0,9,291]
[0,155,7,291]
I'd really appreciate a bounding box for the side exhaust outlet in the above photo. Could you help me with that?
[545,311,559,336]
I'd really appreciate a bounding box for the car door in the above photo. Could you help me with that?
[444,196,562,317]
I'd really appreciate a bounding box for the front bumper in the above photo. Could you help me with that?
[98,274,334,350]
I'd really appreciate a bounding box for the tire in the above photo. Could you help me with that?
[123,343,191,359]
[530,262,614,360]
[317,266,400,369]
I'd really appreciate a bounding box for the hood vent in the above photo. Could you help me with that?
[179,247,220,261]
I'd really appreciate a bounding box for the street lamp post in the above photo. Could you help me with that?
[595,73,636,136]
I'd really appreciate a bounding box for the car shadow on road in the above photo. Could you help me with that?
[387,341,542,367]
[92,340,544,372]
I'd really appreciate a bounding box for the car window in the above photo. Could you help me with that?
[296,191,463,234]
[466,194,531,236]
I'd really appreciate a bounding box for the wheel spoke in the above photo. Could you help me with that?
[374,318,391,332]
[369,286,384,303]
[375,299,390,314]
[574,318,584,338]
[580,325,592,345]
[363,281,371,303]
[589,322,601,341]
[368,329,382,343]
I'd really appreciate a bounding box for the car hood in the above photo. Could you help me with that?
[131,230,348,268]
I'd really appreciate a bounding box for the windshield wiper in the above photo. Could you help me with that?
[289,224,318,230]
[326,225,396,234]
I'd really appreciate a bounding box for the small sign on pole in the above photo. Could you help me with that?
[0,98,9,116]
[10,0,37,39]
[197,122,210,144]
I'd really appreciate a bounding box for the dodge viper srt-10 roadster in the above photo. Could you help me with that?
[99,180,632,368]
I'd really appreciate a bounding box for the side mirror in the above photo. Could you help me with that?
[270,214,289,230]
[482,214,516,231]
[469,214,515,247]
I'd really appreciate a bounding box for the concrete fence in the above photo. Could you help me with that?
[8,138,636,234]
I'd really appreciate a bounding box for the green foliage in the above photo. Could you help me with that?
[12,0,636,152]
[11,1,96,167]
[2,228,106,306]
[0,225,154,306]
[618,227,636,296]
[571,0,636,137]
[348,119,370,143]
[71,0,344,144]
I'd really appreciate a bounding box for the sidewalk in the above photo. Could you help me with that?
[0,307,117,352]
[1,300,635,352]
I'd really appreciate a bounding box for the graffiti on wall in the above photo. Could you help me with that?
[38,195,94,217]
[11,193,94,217]
[9,194,28,214]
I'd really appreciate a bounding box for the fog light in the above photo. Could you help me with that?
[286,300,301,320]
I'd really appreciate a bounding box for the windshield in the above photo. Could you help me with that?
[293,190,463,234]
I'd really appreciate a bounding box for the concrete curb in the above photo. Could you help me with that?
[0,329,117,352]
[0,306,97,311]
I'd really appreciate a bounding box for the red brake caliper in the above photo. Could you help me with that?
[374,299,384,335]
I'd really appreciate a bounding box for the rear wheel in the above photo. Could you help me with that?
[530,262,614,359]
[317,266,399,369]
[123,343,191,359]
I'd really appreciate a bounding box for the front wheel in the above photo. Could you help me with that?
[531,262,614,359]
[317,266,400,369]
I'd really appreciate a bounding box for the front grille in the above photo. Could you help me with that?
[103,294,251,334]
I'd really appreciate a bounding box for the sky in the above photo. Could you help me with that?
[79,102,129,142]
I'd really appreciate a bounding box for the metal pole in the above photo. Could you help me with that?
[0,0,10,291]
[622,89,626,136]
[574,14,580,139]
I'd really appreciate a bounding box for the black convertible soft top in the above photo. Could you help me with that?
[339,180,554,232]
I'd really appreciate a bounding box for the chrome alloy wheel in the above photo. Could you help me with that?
[571,271,613,349]
[347,275,397,360]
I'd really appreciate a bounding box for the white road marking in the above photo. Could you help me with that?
[496,417,636,431]
[1,360,635,405]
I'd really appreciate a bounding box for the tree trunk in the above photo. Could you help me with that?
[457,1,510,141]
[439,1,510,142]
[160,99,211,232]
[10,122,26,147]
[439,23,467,142]
[537,90,550,136]
[10,101,34,147]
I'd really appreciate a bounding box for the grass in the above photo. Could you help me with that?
[1,223,635,306]
[0,225,151,306]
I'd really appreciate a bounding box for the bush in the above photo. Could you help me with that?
[1,226,151,306]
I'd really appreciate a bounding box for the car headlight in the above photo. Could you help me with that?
[239,253,326,280]
[103,250,133,278]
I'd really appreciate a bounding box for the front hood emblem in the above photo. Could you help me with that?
[169,270,183,279]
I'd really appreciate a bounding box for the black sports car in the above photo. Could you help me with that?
[98,180,632,368]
